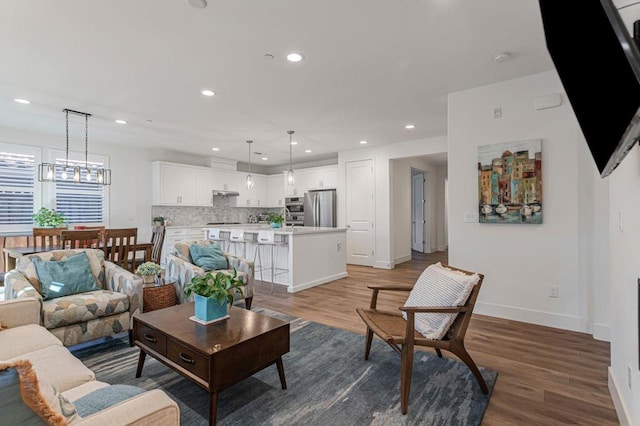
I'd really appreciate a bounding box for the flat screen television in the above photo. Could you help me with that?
[539,0,640,177]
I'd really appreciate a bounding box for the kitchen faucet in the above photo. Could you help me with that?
[280,207,291,228]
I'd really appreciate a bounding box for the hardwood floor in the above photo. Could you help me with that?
[252,250,618,425]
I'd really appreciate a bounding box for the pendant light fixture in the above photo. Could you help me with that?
[287,130,295,186]
[245,140,254,189]
[38,109,111,185]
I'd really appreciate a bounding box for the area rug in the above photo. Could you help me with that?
[72,308,497,425]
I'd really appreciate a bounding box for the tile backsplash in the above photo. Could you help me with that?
[152,197,280,226]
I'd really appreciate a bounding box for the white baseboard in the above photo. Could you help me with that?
[394,255,412,265]
[591,322,611,342]
[475,301,591,334]
[374,260,393,269]
[609,367,631,426]
[438,245,448,252]
[287,272,349,293]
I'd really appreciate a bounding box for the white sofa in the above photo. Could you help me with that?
[0,298,180,425]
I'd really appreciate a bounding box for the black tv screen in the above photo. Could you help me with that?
[539,0,640,177]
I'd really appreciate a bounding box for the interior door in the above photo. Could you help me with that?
[412,173,425,252]
[346,159,375,266]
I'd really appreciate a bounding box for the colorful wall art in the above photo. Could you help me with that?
[478,139,542,224]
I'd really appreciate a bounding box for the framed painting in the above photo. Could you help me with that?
[478,139,542,224]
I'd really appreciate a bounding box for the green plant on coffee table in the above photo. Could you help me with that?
[184,268,244,305]
[267,213,284,225]
[32,207,66,227]
[135,262,162,276]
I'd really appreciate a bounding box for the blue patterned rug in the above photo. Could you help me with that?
[72,308,497,425]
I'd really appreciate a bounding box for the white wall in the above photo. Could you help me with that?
[338,136,447,269]
[448,71,609,336]
[0,126,154,242]
[390,157,447,264]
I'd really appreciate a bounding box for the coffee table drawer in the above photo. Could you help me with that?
[136,325,167,356]
[167,339,209,381]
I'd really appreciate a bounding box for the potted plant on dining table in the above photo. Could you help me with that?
[184,269,244,323]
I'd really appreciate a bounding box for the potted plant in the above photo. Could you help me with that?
[184,269,244,322]
[136,262,162,284]
[153,216,164,226]
[267,213,284,229]
[32,207,66,228]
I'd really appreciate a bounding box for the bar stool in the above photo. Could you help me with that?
[253,230,287,293]
[228,229,247,258]
[204,228,229,251]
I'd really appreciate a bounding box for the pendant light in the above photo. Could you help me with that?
[38,109,111,185]
[287,130,295,186]
[245,140,254,189]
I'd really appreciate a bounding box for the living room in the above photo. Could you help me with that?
[1,1,639,425]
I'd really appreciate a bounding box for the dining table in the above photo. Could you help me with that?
[3,242,153,272]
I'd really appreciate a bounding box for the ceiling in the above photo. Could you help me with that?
[0,0,554,166]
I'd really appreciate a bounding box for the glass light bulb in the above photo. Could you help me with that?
[73,167,80,183]
[86,169,92,182]
[46,165,54,180]
[287,170,295,185]
[97,170,104,183]
[246,174,254,189]
[61,169,68,179]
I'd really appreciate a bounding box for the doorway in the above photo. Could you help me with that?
[411,170,427,253]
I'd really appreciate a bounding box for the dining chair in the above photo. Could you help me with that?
[103,228,138,272]
[60,229,102,250]
[134,226,165,266]
[356,263,487,414]
[32,227,64,249]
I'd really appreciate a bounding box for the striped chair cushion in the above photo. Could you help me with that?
[402,263,480,340]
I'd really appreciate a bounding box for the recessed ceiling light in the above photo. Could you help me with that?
[286,53,304,63]
[290,141,298,145]
[493,52,511,63]
[405,124,416,130]
[359,140,368,144]
[201,90,215,96]
[115,119,127,125]
[261,157,268,160]
[212,147,220,151]
[305,149,312,153]
[14,98,30,104]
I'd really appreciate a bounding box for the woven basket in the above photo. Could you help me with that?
[143,282,177,312]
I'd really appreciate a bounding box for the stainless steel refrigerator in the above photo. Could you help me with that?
[304,189,337,227]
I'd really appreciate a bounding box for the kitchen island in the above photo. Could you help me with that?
[205,225,348,293]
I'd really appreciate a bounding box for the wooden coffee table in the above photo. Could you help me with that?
[133,303,290,425]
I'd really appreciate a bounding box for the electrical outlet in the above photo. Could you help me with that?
[549,286,559,298]
[628,366,633,390]
[494,107,502,119]
[464,213,479,223]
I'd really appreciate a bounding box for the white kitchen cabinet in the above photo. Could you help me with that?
[161,228,188,266]
[321,165,337,189]
[267,174,285,207]
[152,161,213,206]
[283,170,306,197]
[302,166,337,190]
[236,173,267,207]
[211,169,238,192]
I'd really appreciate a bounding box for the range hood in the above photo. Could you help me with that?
[212,189,239,197]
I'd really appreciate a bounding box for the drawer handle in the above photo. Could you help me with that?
[178,353,195,364]
[143,334,157,343]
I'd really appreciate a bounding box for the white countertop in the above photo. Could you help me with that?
[166,224,347,235]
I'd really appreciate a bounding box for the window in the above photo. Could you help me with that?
[50,150,109,225]
[0,143,40,231]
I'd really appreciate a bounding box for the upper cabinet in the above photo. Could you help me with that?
[267,174,285,207]
[211,169,238,192]
[152,161,212,206]
[283,165,337,196]
[236,173,267,207]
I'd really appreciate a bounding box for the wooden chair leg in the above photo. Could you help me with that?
[364,327,373,360]
[435,348,443,358]
[400,342,414,415]
[452,345,488,394]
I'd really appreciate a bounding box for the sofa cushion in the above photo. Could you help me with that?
[74,384,145,417]
[0,359,78,425]
[173,240,211,263]
[33,252,99,300]
[42,290,130,329]
[402,263,480,340]
[17,249,105,295]
[62,381,110,402]
[0,324,63,360]
[189,243,228,271]
[6,345,95,393]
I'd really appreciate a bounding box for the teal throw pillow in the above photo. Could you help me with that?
[189,243,228,271]
[33,252,98,300]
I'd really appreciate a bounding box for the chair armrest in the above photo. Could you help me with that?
[104,261,144,325]
[166,254,204,304]
[4,270,43,301]
[0,298,42,327]
[400,305,469,314]
[73,389,179,425]
[224,253,255,299]
[367,283,414,292]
